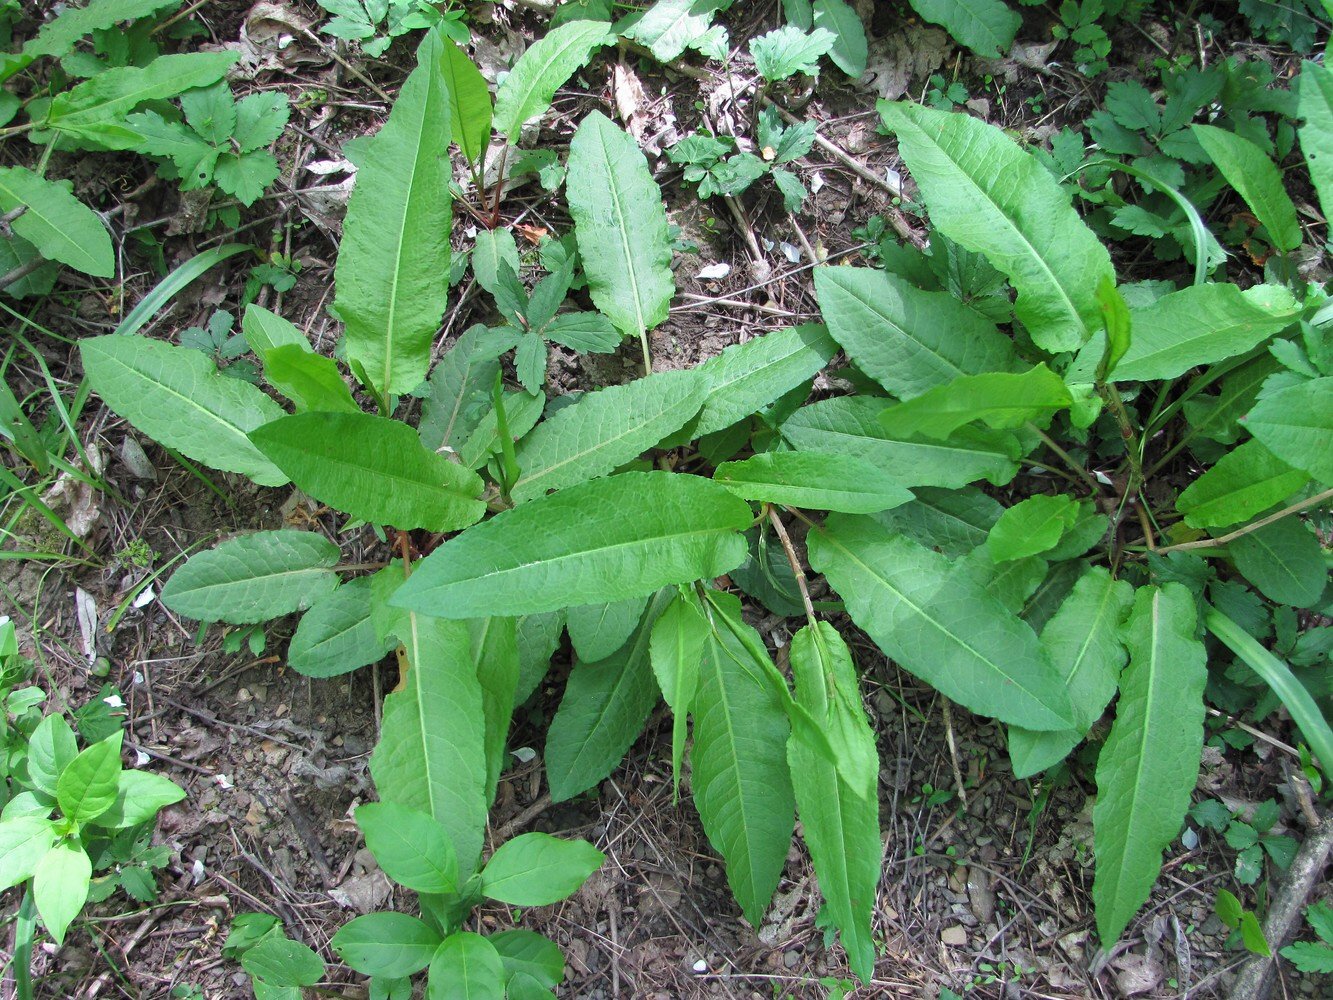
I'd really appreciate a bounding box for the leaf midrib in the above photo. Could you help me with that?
[595,120,649,336]
[0,170,100,273]
[902,113,1085,339]
[820,529,1068,726]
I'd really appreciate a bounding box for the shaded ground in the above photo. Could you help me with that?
[3,1,1331,998]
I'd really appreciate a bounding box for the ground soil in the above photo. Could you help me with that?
[2,2,1331,999]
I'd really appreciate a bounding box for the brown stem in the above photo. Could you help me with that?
[768,507,817,626]
[1155,487,1333,554]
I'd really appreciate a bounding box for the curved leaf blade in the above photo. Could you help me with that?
[250,411,485,532]
[566,111,675,346]
[335,29,453,397]
[392,472,751,619]
[512,369,706,502]
[1092,584,1206,944]
[0,167,113,277]
[161,530,340,624]
[80,334,287,486]
[492,20,613,141]
[715,451,913,513]
[878,101,1114,352]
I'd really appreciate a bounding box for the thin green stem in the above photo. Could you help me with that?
[1026,423,1102,494]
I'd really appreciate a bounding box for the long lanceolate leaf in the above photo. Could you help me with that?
[0,167,114,277]
[492,20,613,141]
[692,591,796,928]
[370,598,489,880]
[545,591,673,801]
[80,334,287,486]
[787,623,879,981]
[808,514,1076,731]
[1092,584,1207,945]
[566,112,676,369]
[391,472,751,619]
[335,29,453,398]
[1008,568,1133,779]
[511,369,707,503]
[878,102,1114,353]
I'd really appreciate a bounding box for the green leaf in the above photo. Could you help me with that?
[1008,568,1133,779]
[471,230,520,300]
[27,714,78,797]
[715,451,913,513]
[1085,284,1300,384]
[649,588,709,798]
[1282,940,1333,974]
[566,597,647,663]
[468,615,519,806]
[289,577,394,678]
[0,167,113,277]
[987,494,1079,562]
[33,841,91,946]
[489,929,563,989]
[333,913,441,979]
[878,364,1072,440]
[492,20,614,141]
[1230,518,1327,608]
[355,802,459,894]
[540,312,621,353]
[813,266,1016,400]
[511,370,706,502]
[419,325,518,454]
[232,90,290,152]
[56,730,123,824]
[1092,584,1207,945]
[906,0,1020,58]
[1298,61,1333,224]
[392,472,751,618]
[241,302,305,354]
[480,833,604,906]
[47,52,239,147]
[260,342,361,414]
[693,323,838,436]
[566,112,675,349]
[809,515,1075,731]
[812,0,867,76]
[442,39,491,165]
[878,102,1114,352]
[621,0,727,62]
[0,817,58,891]
[459,391,545,471]
[781,396,1023,489]
[241,937,326,987]
[749,25,835,81]
[1193,124,1301,252]
[1177,441,1309,529]
[1244,376,1333,486]
[162,530,339,624]
[335,29,453,397]
[876,486,1001,556]
[692,589,797,927]
[250,412,485,532]
[215,150,281,206]
[80,334,287,486]
[23,0,182,60]
[546,591,671,800]
[91,770,186,829]
[426,932,504,1000]
[786,622,878,981]
[369,609,488,879]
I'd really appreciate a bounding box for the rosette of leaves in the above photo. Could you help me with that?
[127,81,290,206]
[667,107,815,210]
